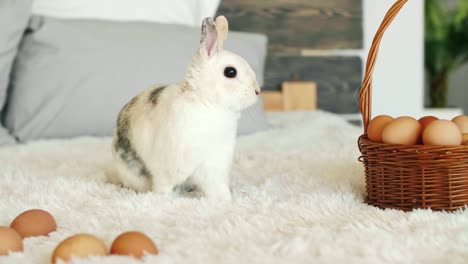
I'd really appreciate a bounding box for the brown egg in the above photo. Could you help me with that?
[417,116,439,144]
[423,120,462,146]
[452,115,468,133]
[0,227,23,256]
[418,116,438,129]
[110,231,158,259]
[367,115,394,143]
[463,134,468,145]
[381,116,422,145]
[52,234,108,263]
[10,209,57,238]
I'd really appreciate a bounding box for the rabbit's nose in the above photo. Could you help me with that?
[255,90,260,96]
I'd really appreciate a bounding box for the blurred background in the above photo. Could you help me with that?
[1,0,467,144]
[222,0,468,119]
[425,0,468,113]
[33,0,466,117]
[217,0,467,120]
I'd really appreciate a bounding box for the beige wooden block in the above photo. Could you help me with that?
[281,81,317,111]
[262,91,284,111]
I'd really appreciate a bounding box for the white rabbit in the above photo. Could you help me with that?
[111,16,260,201]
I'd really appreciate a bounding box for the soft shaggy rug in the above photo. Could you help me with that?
[1,111,468,264]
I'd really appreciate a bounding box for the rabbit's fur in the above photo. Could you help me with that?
[111,16,260,200]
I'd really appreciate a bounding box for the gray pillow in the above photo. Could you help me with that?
[0,0,32,146]
[6,16,268,142]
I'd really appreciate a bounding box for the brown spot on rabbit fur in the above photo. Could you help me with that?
[148,86,166,106]
[114,96,151,178]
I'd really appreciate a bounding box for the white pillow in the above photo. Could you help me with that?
[32,0,220,26]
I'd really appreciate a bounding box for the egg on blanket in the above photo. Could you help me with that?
[52,234,108,263]
[367,115,394,143]
[10,209,57,238]
[381,116,422,145]
[110,231,158,259]
[0,227,23,256]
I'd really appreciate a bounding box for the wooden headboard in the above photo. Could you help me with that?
[262,81,317,111]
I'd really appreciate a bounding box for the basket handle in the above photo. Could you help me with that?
[359,0,409,134]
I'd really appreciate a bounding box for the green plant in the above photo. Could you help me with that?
[425,0,468,107]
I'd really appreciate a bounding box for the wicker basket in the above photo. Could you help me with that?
[358,0,468,211]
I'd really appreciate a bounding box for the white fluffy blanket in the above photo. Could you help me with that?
[1,111,468,264]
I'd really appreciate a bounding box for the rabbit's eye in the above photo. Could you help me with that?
[224,67,237,78]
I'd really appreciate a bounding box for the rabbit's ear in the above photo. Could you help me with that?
[200,17,218,58]
[215,16,228,50]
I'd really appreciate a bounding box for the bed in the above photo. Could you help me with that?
[1,111,468,264]
[2,2,468,262]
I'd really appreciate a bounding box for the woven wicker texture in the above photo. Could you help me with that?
[358,0,468,211]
